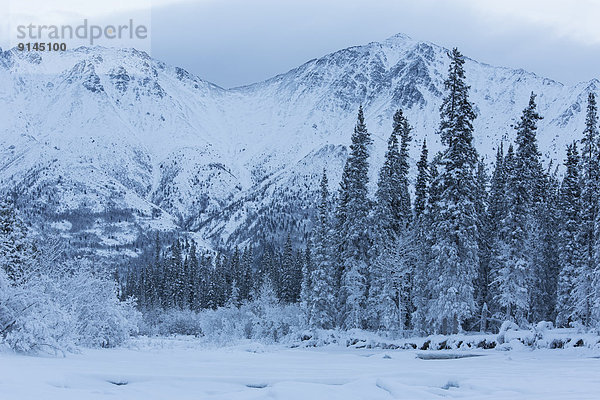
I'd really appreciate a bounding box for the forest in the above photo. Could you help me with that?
[2,48,599,352]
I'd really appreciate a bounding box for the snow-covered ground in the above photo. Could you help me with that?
[1,338,599,399]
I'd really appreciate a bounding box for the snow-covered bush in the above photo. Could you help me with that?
[139,281,305,344]
[60,263,141,348]
[1,208,141,354]
[1,242,74,354]
[196,306,248,342]
[241,279,303,342]
[496,320,520,345]
[1,257,141,353]
[186,301,303,344]
[153,309,204,336]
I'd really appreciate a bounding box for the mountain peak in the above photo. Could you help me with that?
[383,32,414,44]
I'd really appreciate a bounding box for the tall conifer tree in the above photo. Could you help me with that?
[425,48,479,334]
[336,106,373,329]
[310,170,337,329]
[579,93,600,325]
[556,143,581,326]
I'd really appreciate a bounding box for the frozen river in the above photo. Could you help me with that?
[1,338,599,399]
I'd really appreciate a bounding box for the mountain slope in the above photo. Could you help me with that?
[0,34,597,255]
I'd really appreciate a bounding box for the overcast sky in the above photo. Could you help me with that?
[4,0,600,88]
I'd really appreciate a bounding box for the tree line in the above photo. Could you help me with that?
[124,48,600,334]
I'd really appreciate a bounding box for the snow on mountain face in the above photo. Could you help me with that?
[0,34,597,255]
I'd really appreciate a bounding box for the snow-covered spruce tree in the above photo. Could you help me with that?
[148,241,164,308]
[239,246,253,302]
[309,170,337,329]
[424,48,480,334]
[279,234,298,303]
[493,144,531,324]
[207,254,227,310]
[299,238,313,321]
[195,254,211,310]
[474,157,491,331]
[336,106,373,329]
[227,246,241,302]
[187,241,199,310]
[294,249,304,301]
[413,140,429,219]
[493,94,545,324]
[556,143,582,326]
[247,276,286,342]
[397,111,413,229]
[0,200,33,346]
[259,249,278,298]
[0,260,12,337]
[411,154,440,333]
[375,109,412,238]
[0,200,33,284]
[514,93,544,203]
[368,235,413,332]
[488,145,506,237]
[227,279,241,307]
[406,140,430,333]
[168,239,183,309]
[368,109,413,331]
[515,94,559,324]
[535,165,561,322]
[487,144,508,325]
[182,253,191,308]
[577,92,599,326]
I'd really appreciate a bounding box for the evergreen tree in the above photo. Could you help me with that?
[474,157,491,331]
[279,235,296,303]
[147,232,162,309]
[514,93,544,202]
[369,109,413,331]
[300,238,313,320]
[336,106,373,329]
[0,201,32,284]
[488,145,507,237]
[556,143,581,326]
[227,279,241,307]
[257,277,279,307]
[187,241,199,310]
[375,109,412,236]
[578,92,599,326]
[207,254,225,309]
[413,140,429,218]
[293,249,304,302]
[310,170,337,329]
[239,246,253,302]
[375,112,401,238]
[228,246,241,299]
[410,150,435,333]
[279,235,303,303]
[494,142,531,323]
[260,249,278,297]
[425,48,480,334]
[171,239,184,308]
[197,254,211,309]
[535,166,561,322]
[487,144,508,323]
[397,111,412,228]
[367,237,410,331]
[493,92,545,324]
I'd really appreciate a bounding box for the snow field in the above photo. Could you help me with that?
[1,338,599,399]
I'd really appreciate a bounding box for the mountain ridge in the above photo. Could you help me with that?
[0,33,597,257]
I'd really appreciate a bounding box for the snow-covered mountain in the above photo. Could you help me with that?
[0,33,597,257]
